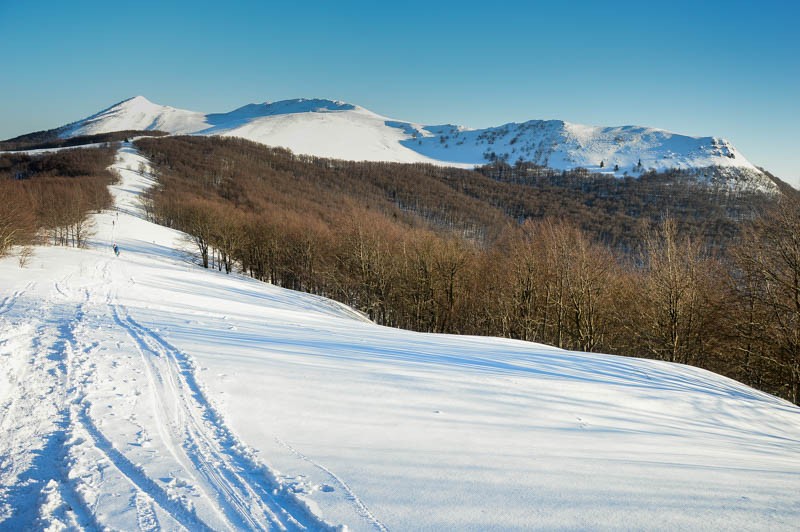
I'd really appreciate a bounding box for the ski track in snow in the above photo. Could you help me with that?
[0,258,321,531]
[0,145,347,530]
[74,393,212,531]
[0,142,347,531]
[108,291,329,531]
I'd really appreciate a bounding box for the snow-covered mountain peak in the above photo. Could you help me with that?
[88,95,173,122]
[50,95,777,192]
[116,94,157,108]
[61,95,208,138]
[78,95,165,124]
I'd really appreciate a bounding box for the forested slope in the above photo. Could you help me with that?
[135,136,800,404]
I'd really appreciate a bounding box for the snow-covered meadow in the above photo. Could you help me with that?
[0,145,798,530]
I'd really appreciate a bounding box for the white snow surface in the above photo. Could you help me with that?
[56,96,775,190]
[1,145,799,530]
[61,96,210,137]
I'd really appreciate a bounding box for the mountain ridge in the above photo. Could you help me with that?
[10,95,778,192]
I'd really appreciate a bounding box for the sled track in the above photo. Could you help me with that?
[110,301,334,531]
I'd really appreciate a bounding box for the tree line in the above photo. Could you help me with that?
[0,146,116,254]
[135,135,799,404]
[0,129,166,152]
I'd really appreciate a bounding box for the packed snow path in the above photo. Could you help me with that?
[0,143,799,530]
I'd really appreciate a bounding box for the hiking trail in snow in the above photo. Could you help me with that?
[0,144,347,530]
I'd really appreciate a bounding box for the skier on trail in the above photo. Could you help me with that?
[113,243,120,256]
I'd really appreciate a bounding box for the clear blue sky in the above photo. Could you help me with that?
[1,0,797,184]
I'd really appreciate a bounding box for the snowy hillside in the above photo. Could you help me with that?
[61,96,209,137]
[56,96,776,191]
[0,145,798,529]
[400,120,764,181]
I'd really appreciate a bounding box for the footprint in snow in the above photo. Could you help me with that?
[166,476,190,488]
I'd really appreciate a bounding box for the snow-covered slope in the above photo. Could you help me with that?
[61,96,209,137]
[55,96,776,191]
[205,100,437,164]
[403,120,764,180]
[0,145,798,529]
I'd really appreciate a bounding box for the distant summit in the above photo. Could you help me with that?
[60,96,207,137]
[31,95,777,192]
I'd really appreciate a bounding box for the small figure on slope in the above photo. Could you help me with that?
[113,243,120,257]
